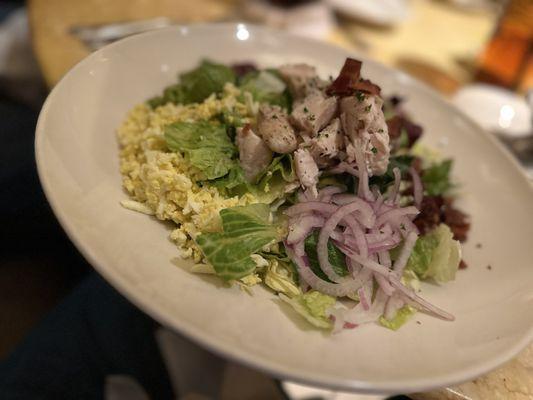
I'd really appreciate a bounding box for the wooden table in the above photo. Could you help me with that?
[27,0,532,399]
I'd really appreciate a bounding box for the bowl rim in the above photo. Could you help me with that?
[35,22,533,394]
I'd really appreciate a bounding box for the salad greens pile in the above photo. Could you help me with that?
[146,59,466,332]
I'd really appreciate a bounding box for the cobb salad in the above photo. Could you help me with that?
[117,58,470,332]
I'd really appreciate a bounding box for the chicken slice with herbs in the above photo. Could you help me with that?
[294,148,319,197]
[307,118,344,167]
[257,104,298,154]
[291,90,337,136]
[278,64,323,99]
[340,94,390,175]
[236,124,273,182]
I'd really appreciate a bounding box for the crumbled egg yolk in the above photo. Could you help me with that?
[117,84,258,262]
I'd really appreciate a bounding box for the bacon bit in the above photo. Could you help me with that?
[414,196,443,234]
[413,196,470,242]
[386,115,423,148]
[459,260,468,269]
[326,58,362,96]
[443,198,470,242]
[326,58,382,96]
[352,78,381,95]
[386,115,403,140]
[231,62,258,78]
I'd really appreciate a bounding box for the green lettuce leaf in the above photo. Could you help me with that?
[379,305,417,330]
[196,204,279,281]
[304,230,349,282]
[422,159,453,196]
[148,60,236,107]
[239,70,291,109]
[263,258,301,298]
[279,290,336,329]
[164,121,236,179]
[209,163,251,195]
[252,154,296,204]
[405,224,461,283]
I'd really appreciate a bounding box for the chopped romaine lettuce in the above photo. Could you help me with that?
[209,163,251,195]
[422,159,453,196]
[196,204,279,281]
[304,230,349,282]
[279,290,336,329]
[379,305,417,330]
[264,259,301,298]
[405,224,461,283]
[252,154,296,204]
[164,121,236,179]
[239,70,291,109]
[149,60,236,107]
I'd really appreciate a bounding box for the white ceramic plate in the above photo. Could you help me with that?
[326,0,410,26]
[35,24,533,394]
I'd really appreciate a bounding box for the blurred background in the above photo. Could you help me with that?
[0,0,531,399]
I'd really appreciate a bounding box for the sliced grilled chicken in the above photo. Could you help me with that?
[291,91,337,136]
[278,64,321,99]
[257,104,298,154]
[294,148,319,197]
[308,118,344,166]
[340,94,390,175]
[236,124,273,182]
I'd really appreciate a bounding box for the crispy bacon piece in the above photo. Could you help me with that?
[443,198,470,242]
[231,62,258,78]
[326,58,382,96]
[414,196,470,242]
[386,115,423,147]
[414,196,443,234]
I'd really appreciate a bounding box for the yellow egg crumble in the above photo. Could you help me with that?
[117,83,258,262]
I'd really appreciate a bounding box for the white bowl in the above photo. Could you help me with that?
[35,24,533,394]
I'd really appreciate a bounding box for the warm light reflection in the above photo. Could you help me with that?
[498,104,515,128]
[236,24,249,41]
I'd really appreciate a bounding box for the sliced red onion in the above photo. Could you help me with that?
[384,292,405,320]
[392,231,418,274]
[375,206,419,228]
[374,272,395,296]
[284,201,337,217]
[357,287,370,311]
[331,193,359,205]
[287,242,368,297]
[390,280,455,321]
[372,192,385,213]
[318,200,372,283]
[409,167,423,209]
[328,162,359,177]
[286,215,324,245]
[343,289,388,325]
[354,142,374,202]
[336,244,400,281]
[318,186,344,202]
[342,215,368,257]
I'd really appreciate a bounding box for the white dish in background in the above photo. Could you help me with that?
[326,0,410,26]
[35,24,533,394]
[453,84,532,139]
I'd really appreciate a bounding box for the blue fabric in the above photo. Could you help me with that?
[0,273,175,400]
